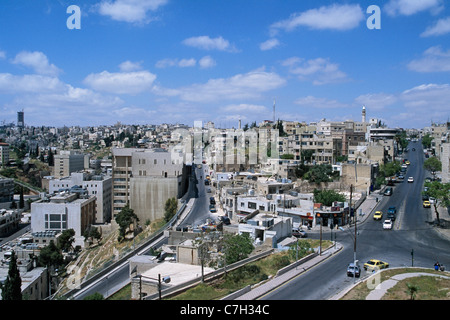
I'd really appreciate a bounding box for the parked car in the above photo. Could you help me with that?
[209,204,216,212]
[423,200,431,208]
[364,259,389,271]
[292,229,307,238]
[373,211,383,220]
[347,262,361,277]
[383,219,393,230]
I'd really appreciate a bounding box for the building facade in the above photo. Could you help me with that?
[30,191,96,248]
[48,171,112,224]
[112,148,188,224]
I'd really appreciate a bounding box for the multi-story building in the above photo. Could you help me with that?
[0,142,9,167]
[0,209,21,237]
[111,148,188,224]
[31,191,96,248]
[0,178,14,204]
[53,150,88,178]
[48,171,112,224]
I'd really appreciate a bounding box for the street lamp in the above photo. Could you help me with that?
[137,273,171,300]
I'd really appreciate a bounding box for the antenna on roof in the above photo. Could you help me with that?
[273,99,276,123]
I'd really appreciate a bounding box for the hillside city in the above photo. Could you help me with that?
[0,107,449,300]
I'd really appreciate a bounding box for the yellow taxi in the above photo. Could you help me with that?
[364,259,389,271]
[373,211,383,220]
[405,160,410,165]
[423,200,431,208]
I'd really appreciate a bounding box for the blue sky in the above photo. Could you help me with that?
[0,0,449,129]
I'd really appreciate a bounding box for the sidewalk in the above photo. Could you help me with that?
[234,243,343,300]
[232,193,381,300]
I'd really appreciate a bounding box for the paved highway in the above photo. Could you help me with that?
[70,163,208,300]
[261,140,450,300]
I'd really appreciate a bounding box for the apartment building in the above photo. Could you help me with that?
[111,148,188,224]
[0,142,9,167]
[53,150,89,178]
[48,171,112,224]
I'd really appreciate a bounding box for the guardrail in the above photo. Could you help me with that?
[143,249,275,300]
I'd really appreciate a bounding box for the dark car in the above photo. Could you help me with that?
[387,206,397,221]
[347,263,361,277]
[384,187,393,196]
[292,229,307,238]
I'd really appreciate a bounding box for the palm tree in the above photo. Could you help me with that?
[406,283,419,300]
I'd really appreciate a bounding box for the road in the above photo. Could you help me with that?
[261,140,450,300]
[70,163,210,300]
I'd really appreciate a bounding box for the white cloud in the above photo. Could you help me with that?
[281,56,348,85]
[153,68,286,103]
[199,56,216,69]
[0,51,5,59]
[354,93,398,111]
[294,96,349,109]
[0,73,65,93]
[222,104,268,113]
[11,51,61,76]
[421,17,450,37]
[119,60,143,71]
[260,38,280,51]
[384,0,444,16]
[178,58,196,67]
[83,70,157,94]
[97,0,168,24]
[270,4,364,35]
[155,58,198,68]
[182,36,237,52]
[408,46,450,72]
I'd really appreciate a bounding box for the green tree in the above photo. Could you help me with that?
[164,197,178,223]
[58,229,76,252]
[115,204,139,240]
[313,189,346,206]
[304,164,333,183]
[223,233,254,265]
[424,156,442,174]
[38,240,64,268]
[0,251,22,300]
[421,134,433,149]
[406,283,419,300]
[423,181,450,225]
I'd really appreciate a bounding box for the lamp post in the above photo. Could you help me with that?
[138,273,171,300]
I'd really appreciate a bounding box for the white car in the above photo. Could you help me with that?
[408,177,414,183]
[383,219,393,230]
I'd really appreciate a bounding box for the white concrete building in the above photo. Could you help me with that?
[31,191,96,248]
[48,171,112,224]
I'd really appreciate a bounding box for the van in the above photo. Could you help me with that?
[384,187,393,196]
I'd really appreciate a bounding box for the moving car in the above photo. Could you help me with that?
[292,229,307,238]
[423,200,431,208]
[383,219,393,230]
[408,177,414,183]
[405,160,410,165]
[373,211,383,220]
[387,207,396,221]
[384,187,393,196]
[347,263,361,277]
[364,259,389,271]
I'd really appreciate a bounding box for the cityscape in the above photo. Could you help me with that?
[0,0,450,309]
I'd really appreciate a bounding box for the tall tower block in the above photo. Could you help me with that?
[362,105,366,123]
